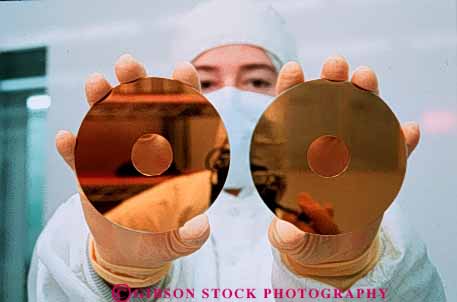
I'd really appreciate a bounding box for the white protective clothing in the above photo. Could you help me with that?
[171,0,298,69]
[27,191,447,301]
[28,0,446,300]
[28,88,446,301]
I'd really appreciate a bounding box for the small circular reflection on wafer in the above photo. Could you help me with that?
[131,133,173,176]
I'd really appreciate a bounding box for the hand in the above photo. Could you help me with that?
[269,56,420,267]
[55,54,208,286]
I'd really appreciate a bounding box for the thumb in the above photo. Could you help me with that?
[169,214,210,258]
[268,218,307,257]
[269,216,382,265]
[269,217,333,265]
[55,130,76,171]
[402,121,420,157]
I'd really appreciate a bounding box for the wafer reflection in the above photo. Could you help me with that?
[251,79,407,234]
[75,77,229,233]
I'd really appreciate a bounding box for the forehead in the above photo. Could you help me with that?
[192,44,274,67]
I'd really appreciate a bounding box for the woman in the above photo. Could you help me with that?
[28,1,445,301]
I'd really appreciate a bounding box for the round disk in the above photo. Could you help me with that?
[75,77,229,233]
[250,79,407,234]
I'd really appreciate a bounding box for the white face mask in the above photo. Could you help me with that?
[205,87,274,195]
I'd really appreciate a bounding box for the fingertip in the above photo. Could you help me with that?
[55,129,70,140]
[55,130,76,170]
[269,218,305,251]
[404,121,420,134]
[173,61,201,91]
[117,53,134,63]
[351,66,379,94]
[280,61,304,77]
[276,219,303,244]
[85,73,112,106]
[178,214,210,246]
[114,53,147,83]
[174,61,195,72]
[403,121,421,156]
[276,61,305,95]
[321,55,349,81]
[55,130,74,147]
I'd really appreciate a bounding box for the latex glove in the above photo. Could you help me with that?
[268,56,420,288]
[55,54,209,287]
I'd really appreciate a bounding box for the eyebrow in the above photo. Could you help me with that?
[194,63,276,74]
[240,63,277,74]
[194,65,218,72]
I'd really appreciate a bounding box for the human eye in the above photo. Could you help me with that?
[197,72,221,93]
[247,78,272,88]
[239,68,277,94]
[200,80,215,90]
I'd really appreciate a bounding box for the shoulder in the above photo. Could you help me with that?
[29,194,105,301]
[38,193,89,247]
[35,193,90,281]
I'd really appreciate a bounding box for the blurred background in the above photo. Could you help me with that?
[0,0,455,301]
